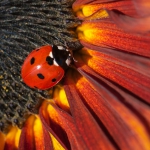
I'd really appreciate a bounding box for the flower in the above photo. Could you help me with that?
[0,0,150,150]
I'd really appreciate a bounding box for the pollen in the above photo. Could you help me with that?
[77,23,105,44]
[82,4,109,18]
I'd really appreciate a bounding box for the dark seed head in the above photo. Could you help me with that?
[27,104,32,110]
[14,119,18,124]
[17,109,24,117]
[0,122,3,126]
[9,103,17,109]
[0,122,4,129]
[0,0,80,133]
[66,19,70,23]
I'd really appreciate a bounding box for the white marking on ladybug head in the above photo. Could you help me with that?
[54,59,59,66]
[49,52,53,58]
[57,46,64,50]
[66,57,71,66]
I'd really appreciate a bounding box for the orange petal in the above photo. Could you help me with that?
[67,72,150,150]
[78,63,150,121]
[4,127,21,150]
[74,0,137,19]
[73,0,150,33]
[49,133,66,150]
[0,132,5,150]
[40,101,86,150]
[64,83,116,150]
[19,115,53,150]
[77,21,150,57]
[73,0,116,12]
[53,85,70,113]
[39,101,70,150]
[75,48,150,103]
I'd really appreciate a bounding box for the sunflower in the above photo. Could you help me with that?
[0,0,150,150]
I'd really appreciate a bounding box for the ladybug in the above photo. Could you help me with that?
[21,45,72,90]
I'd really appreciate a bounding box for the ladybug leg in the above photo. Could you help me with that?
[72,56,78,62]
[66,48,78,63]
[68,53,77,63]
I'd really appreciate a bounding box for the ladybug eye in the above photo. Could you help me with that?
[52,78,56,82]
[46,56,54,65]
[37,73,45,79]
[30,57,35,65]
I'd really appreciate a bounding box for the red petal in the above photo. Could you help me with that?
[108,10,150,33]
[78,20,150,57]
[73,0,138,19]
[132,0,150,16]
[80,64,149,120]
[65,70,149,150]
[106,0,150,33]
[0,132,5,150]
[40,101,87,150]
[4,127,21,150]
[39,101,72,150]
[75,48,150,103]
[19,115,53,150]
[64,83,115,150]
[73,0,117,12]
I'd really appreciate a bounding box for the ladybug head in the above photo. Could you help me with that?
[52,45,72,70]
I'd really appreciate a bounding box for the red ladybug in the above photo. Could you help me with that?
[21,45,72,90]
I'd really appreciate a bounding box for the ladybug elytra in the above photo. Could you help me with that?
[21,45,72,90]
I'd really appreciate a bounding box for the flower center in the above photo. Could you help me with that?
[0,0,81,133]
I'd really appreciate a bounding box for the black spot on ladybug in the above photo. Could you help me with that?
[46,56,53,65]
[30,57,35,65]
[52,78,56,82]
[37,73,45,79]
